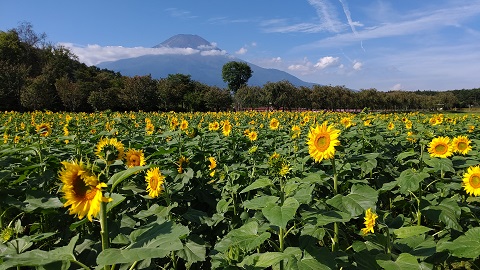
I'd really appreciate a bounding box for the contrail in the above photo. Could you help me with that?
[338,0,365,51]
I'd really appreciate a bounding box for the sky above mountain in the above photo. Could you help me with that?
[1,0,480,91]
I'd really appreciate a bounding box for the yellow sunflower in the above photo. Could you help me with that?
[209,121,220,131]
[180,119,189,131]
[387,122,395,130]
[462,165,480,196]
[209,157,217,170]
[307,121,341,163]
[247,130,258,141]
[361,208,378,235]
[340,117,353,128]
[145,167,165,198]
[222,120,232,136]
[269,118,280,130]
[125,149,146,167]
[291,125,301,139]
[36,123,52,137]
[452,135,472,155]
[59,160,109,221]
[95,138,125,163]
[428,136,453,158]
[177,155,189,174]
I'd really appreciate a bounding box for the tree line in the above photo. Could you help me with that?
[1,22,479,113]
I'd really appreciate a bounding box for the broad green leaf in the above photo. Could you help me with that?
[177,238,206,267]
[240,178,273,193]
[438,227,480,259]
[424,158,455,173]
[326,184,378,217]
[108,165,150,191]
[315,210,352,226]
[243,196,279,210]
[394,236,436,258]
[214,221,270,253]
[23,190,63,212]
[106,193,125,213]
[239,248,302,269]
[396,169,429,194]
[423,197,461,230]
[262,197,300,228]
[393,226,432,239]
[376,253,421,270]
[300,171,328,185]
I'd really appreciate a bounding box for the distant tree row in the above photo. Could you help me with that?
[1,22,478,113]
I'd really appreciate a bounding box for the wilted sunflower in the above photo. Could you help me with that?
[428,136,453,158]
[307,121,341,163]
[361,208,378,235]
[462,165,480,196]
[125,149,146,167]
[145,167,165,198]
[36,123,52,137]
[452,135,472,155]
[269,118,280,130]
[95,138,125,163]
[59,160,109,221]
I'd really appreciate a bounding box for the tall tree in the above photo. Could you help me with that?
[222,61,253,93]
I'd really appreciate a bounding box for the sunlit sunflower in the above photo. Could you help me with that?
[452,135,472,155]
[468,125,475,133]
[428,136,453,158]
[36,123,52,137]
[222,120,232,136]
[247,130,258,141]
[340,117,353,128]
[145,167,165,198]
[59,160,109,221]
[387,122,395,130]
[95,138,125,163]
[180,119,189,131]
[307,121,341,163]
[125,149,146,167]
[361,208,378,235]
[209,121,220,131]
[209,157,217,170]
[269,118,280,130]
[170,117,179,130]
[291,125,301,139]
[405,120,412,130]
[462,165,480,196]
[279,162,290,177]
[145,122,155,135]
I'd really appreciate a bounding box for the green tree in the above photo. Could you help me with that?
[118,75,157,111]
[222,61,253,93]
[157,74,196,111]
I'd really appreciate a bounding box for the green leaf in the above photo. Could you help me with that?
[326,184,378,217]
[106,193,125,213]
[23,190,63,212]
[396,169,429,194]
[438,227,480,259]
[262,197,300,228]
[423,197,461,230]
[315,210,351,226]
[243,196,279,210]
[177,237,206,267]
[240,178,273,193]
[424,158,455,173]
[214,221,270,253]
[108,165,150,191]
[393,226,432,239]
[97,220,189,266]
[376,253,421,270]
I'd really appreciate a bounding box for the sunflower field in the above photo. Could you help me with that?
[0,110,479,269]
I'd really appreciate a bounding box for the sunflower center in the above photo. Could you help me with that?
[434,144,447,154]
[130,155,140,166]
[150,176,159,190]
[73,176,94,198]
[315,133,330,152]
[458,142,467,151]
[469,175,480,188]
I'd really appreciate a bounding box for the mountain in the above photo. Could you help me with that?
[97,34,315,88]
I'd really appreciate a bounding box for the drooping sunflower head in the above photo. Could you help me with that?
[307,121,341,163]
[361,208,378,235]
[125,148,146,168]
[145,167,165,198]
[177,155,189,174]
[36,123,52,137]
[462,165,480,196]
[428,136,453,158]
[59,160,108,221]
[452,135,472,155]
[95,138,125,164]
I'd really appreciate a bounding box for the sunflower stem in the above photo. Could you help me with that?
[99,201,109,269]
[331,157,339,252]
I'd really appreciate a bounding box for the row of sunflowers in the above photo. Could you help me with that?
[0,110,479,269]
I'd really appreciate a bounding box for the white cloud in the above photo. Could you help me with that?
[288,64,311,72]
[165,8,197,19]
[353,61,362,70]
[271,57,282,63]
[314,56,339,69]
[235,47,247,55]
[61,43,226,66]
[391,83,402,90]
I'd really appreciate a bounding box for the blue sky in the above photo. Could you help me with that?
[1,0,480,91]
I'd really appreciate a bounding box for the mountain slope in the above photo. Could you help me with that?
[97,34,315,88]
